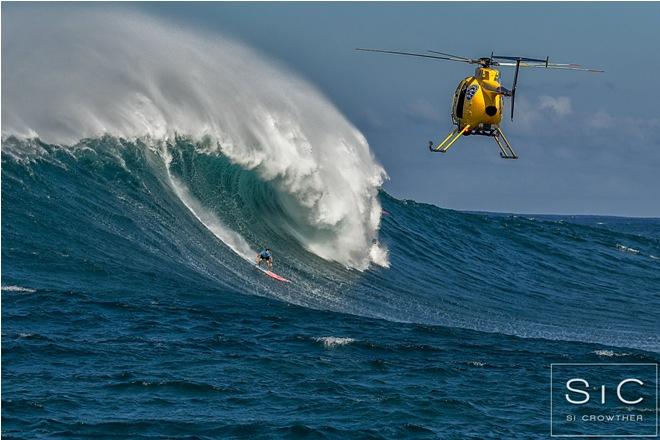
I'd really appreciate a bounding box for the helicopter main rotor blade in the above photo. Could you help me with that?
[355,48,473,64]
[497,62,603,72]
[534,65,604,73]
[427,50,474,62]
[493,55,549,63]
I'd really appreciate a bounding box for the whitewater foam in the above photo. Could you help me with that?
[3,8,388,270]
[467,361,485,367]
[616,244,640,254]
[592,349,630,357]
[1,285,37,293]
[314,337,356,348]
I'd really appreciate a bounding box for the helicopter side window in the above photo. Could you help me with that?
[455,83,468,118]
[482,71,489,80]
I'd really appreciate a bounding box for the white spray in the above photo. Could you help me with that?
[3,8,389,270]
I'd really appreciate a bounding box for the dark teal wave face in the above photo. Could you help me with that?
[3,136,659,348]
[2,136,659,438]
[377,195,660,349]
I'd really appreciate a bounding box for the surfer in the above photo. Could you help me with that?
[256,248,273,271]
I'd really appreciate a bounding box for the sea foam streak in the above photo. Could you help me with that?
[314,337,356,348]
[2,9,388,270]
[160,146,256,262]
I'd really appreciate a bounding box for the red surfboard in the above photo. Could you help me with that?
[256,266,291,283]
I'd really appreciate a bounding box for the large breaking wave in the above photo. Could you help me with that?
[3,135,660,352]
[2,8,388,270]
[3,9,660,353]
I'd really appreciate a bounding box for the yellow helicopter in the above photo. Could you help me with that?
[356,48,603,159]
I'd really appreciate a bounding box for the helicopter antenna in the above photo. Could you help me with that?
[511,59,521,121]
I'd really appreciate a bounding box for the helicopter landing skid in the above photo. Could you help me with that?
[429,125,471,153]
[493,127,518,159]
[428,124,517,159]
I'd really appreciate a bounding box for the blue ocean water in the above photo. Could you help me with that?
[2,136,659,439]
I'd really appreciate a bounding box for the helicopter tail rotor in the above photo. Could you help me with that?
[510,59,521,121]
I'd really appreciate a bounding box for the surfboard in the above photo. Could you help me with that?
[255,265,291,283]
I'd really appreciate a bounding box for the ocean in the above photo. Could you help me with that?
[3,8,660,438]
[2,136,659,439]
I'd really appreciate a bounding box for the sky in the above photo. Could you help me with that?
[4,2,660,217]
